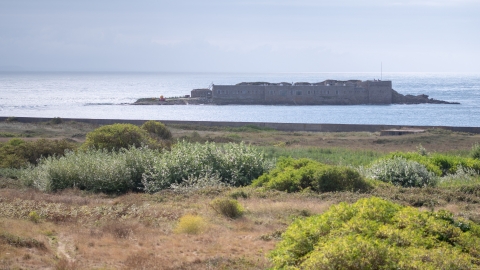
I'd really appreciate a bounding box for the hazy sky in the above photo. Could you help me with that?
[1,0,479,72]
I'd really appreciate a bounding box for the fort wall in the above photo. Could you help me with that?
[211,80,392,105]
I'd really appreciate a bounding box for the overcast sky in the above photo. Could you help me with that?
[0,0,479,72]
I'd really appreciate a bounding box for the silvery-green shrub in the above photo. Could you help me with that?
[141,141,271,193]
[22,141,270,194]
[367,156,436,187]
[22,147,160,193]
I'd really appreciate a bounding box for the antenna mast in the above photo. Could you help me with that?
[381,62,383,80]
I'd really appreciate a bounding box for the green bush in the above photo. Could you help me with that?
[252,157,371,193]
[383,151,480,176]
[141,120,172,140]
[269,197,480,269]
[82,123,158,151]
[472,143,480,160]
[367,157,436,187]
[22,142,270,194]
[142,141,271,193]
[210,198,244,219]
[382,152,442,176]
[0,138,77,168]
[22,147,160,193]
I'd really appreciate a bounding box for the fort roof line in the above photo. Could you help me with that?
[186,79,457,106]
[207,80,393,105]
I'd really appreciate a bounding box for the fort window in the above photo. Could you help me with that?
[336,90,338,95]
[296,91,302,95]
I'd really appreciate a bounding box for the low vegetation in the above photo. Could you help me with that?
[22,141,271,194]
[141,120,172,140]
[1,120,480,269]
[366,156,437,187]
[210,198,245,219]
[81,123,163,151]
[381,151,480,176]
[270,197,480,269]
[252,157,371,193]
[0,138,77,168]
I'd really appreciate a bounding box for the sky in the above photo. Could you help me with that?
[0,0,479,73]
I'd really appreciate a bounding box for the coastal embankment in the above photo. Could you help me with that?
[2,117,480,134]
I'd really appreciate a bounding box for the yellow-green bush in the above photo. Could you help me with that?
[141,120,172,140]
[269,197,480,269]
[210,198,244,219]
[82,123,159,151]
[174,214,207,234]
[0,138,77,168]
[472,142,480,160]
[383,151,480,176]
[252,157,371,193]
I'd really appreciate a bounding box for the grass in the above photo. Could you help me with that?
[1,121,480,268]
[261,146,384,166]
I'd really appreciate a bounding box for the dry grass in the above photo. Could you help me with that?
[0,187,343,269]
[1,184,480,269]
[1,122,480,268]
[2,121,480,154]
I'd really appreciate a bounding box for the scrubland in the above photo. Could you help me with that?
[1,119,480,269]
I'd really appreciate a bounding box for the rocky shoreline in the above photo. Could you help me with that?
[133,90,459,106]
[391,90,459,104]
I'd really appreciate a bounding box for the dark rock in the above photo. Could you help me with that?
[391,90,459,105]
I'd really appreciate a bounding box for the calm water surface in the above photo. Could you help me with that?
[0,72,479,126]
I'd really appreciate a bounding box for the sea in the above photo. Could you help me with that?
[0,72,479,127]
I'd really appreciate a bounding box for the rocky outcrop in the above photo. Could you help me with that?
[391,90,459,104]
[132,97,213,105]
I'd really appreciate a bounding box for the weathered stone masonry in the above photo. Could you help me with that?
[210,80,393,105]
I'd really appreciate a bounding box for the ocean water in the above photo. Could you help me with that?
[0,72,479,127]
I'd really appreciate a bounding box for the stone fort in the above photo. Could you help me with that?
[193,80,393,105]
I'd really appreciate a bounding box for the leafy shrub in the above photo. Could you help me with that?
[252,157,371,193]
[210,198,244,219]
[269,197,480,269]
[82,123,158,151]
[22,147,160,193]
[438,165,480,187]
[50,117,63,124]
[28,211,40,223]
[382,152,442,176]
[141,120,172,140]
[0,138,77,168]
[383,151,480,176]
[174,214,207,234]
[22,142,270,194]
[170,172,225,193]
[472,142,480,160]
[142,141,271,193]
[367,157,436,187]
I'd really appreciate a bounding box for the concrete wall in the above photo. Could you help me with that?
[212,81,392,105]
[365,81,392,104]
[2,116,480,134]
[191,89,212,98]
